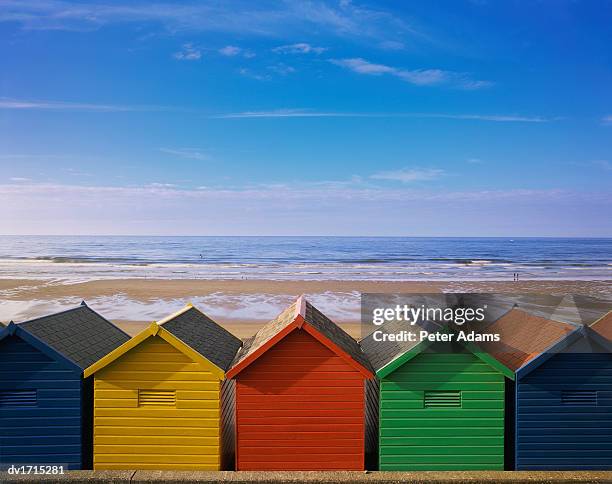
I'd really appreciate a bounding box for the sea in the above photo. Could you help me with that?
[0,236,610,282]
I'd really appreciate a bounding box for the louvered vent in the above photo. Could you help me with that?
[562,390,597,406]
[0,389,37,407]
[424,390,461,408]
[138,389,176,407]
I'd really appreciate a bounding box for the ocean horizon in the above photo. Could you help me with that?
[0,235,610,282]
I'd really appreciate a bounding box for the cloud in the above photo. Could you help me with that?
[0,1,418,44]
[330,57,492,89]
[420,113,550,122]
[602,116,612,125]
[9,177,31,182]
[0,98,160,112]
[272,43,327,54]
[173,42,201,60]
[371,168,446,183]
[267,64,296,75]
[147,182,177,188]
[237,68,270,81]
[467,158,484,164]
[0,181,608,235]
[219,45,241,56]
[379,40,405,50]
[159,148,209,161]
[211,108,553,122]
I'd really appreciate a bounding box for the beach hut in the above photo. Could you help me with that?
[226,296,374,471]
[482,308,612,470]
[0,302,130,469]
[83,304,242,470]
[360,319,514,471]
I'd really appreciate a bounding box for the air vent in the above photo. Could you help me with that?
[0,389,37,407]
[562,390,597,406]
[424,390,461,408]
[138,389,176,407]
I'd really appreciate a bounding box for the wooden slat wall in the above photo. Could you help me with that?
[92,336,221,470]
[235,329,366,470]
[379,352,506,470]
[0,334,83,469]
[516,352,612,470]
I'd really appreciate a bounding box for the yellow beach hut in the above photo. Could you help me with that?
[83,304,242,470]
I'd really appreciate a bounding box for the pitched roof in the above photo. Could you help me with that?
[159,304,242,371]
[479,308,577,371]
[591,310,612,341]
[228,296,373,378]
[360,318,442,372]
[18,302,130,370]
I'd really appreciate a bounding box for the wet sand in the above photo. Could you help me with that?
[1,278,610,340]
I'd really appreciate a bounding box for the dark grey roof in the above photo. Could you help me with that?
[360,319,442,372]
[304,299,373,373]
[160,305,242,372]
[19,303,130,370]
[231,297,373,374]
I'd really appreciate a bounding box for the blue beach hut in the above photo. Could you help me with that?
[483,308,612,470]
[0,302,129,469]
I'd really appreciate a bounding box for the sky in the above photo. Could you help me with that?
[0,0,611,236]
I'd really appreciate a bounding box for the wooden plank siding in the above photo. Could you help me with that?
[379,352,506,471]
[516,352,612,470]
[235,329,367,470]
[92,336,222,470]
[0,334,84,469]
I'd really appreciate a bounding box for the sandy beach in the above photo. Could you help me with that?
[1,278,610,339]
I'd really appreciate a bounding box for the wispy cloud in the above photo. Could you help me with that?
[467,158,484,164]
[330,57,492,89]
[9,177,31,182]
[159,148,209,161]
[0,98,158,112]
[211,109,356,119]
[237,68,270,81]
[173,42,201,60]
[602,115,612,125]
[211,108,553,122]
[267,63,296,75]
[420,113,551,122]
[0,1,417,45]
[371,168,446,183]
[219,45,241,56]
[272,43,327,54]
[1,181,607,235]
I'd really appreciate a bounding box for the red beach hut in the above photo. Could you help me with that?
[226,296,374,471]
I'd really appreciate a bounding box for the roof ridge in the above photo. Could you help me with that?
[18,304,88,326]
[156,303,194,326]
[591,309,612,329]
[295,295,307,318]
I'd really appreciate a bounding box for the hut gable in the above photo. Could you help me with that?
[228,296,373,379]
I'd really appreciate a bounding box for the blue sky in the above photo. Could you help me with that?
[0,0,610,236]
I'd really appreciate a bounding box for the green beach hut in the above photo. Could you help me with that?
[360,320,514,471]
